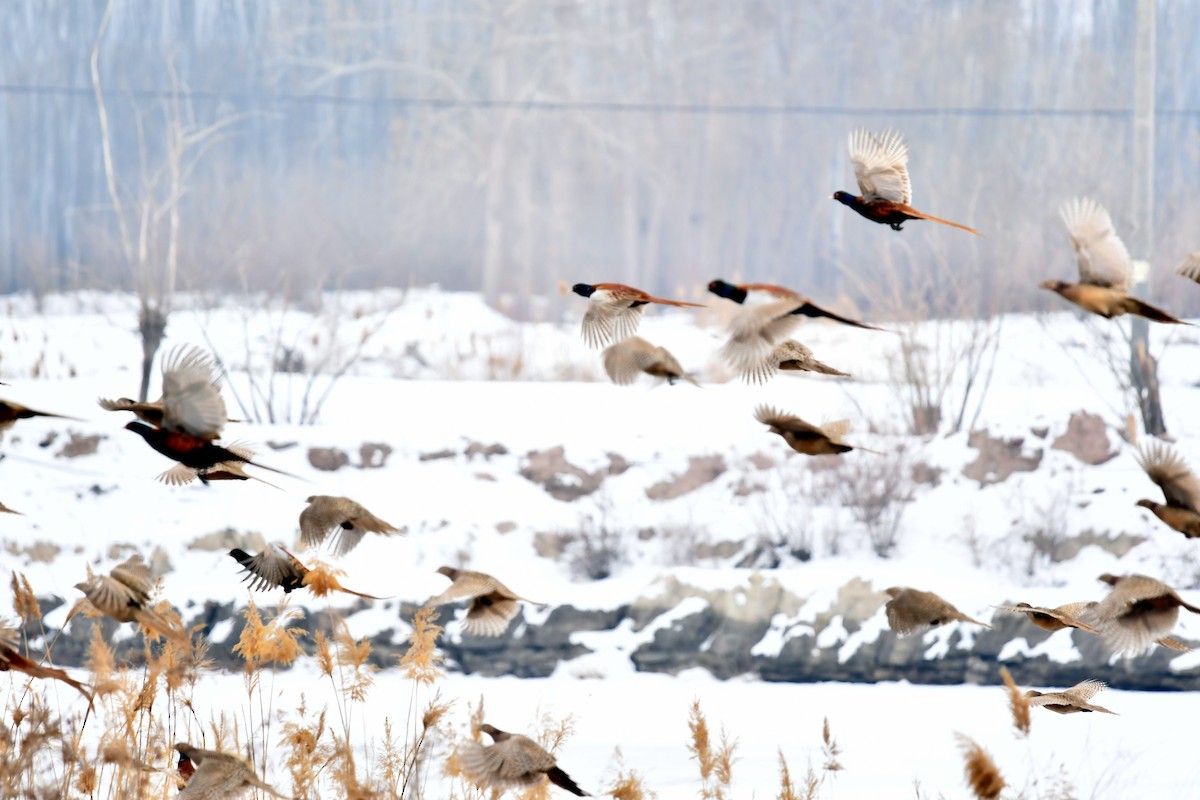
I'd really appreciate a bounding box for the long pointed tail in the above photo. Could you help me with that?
[648,296,706,308]
[3,647,93,703]
[245,457,304,481]
[336,584,395,601]
[907,208,983,237]
[1122,297,1192,325]
[794,302,884,332]
[547,766,590,796]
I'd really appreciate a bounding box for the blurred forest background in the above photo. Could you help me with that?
[2,0,1199,319]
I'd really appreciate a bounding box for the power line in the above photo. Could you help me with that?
[4,81,1200,117]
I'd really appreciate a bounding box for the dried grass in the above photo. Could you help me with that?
[957,733,1006,800]
[999,667,1031,737]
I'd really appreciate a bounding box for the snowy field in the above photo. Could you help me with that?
[2,289,1200,797]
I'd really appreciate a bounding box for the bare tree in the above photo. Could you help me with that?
[91,0,242,400]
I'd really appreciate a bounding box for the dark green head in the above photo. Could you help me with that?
[707,279,747,304]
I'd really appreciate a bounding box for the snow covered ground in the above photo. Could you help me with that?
[2,288,1200,797]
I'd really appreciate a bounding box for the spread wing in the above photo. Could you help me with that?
[581,299,643,349]
[231,545,306,592]
[79,573,144,616]
[1059,197,1133,291]
[721,300,805,379]
[110,555,156,596]
[848,128,911,204]
[602,337,661,385]
[1062,679,1106,704]
[459,738,554,789]
[463,595,521,637]
[161,345,228,439]
[1137,441,1200,512]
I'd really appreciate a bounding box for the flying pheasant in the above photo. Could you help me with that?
[771,340,850,377]
[832,128,981,235]
[0,623,91,702]
[73,554,187,643]
[754,404,867,456]
[122,346,294,479]
[1040,198,1189,324]
[1079,573,1200,656]
[883,587,990,635]
[707,280,877,380]
[458,724,589,796]
[1135,441,1200,539]
[299,495,401,556]
[0,399,79,434]
[602,336,698,386]
[229,545,390,599]
[174,742,289,800]
[427,567,541,637]
[1025,679,1117,715]
[571,283,703,349]
[125,421,295,479]
[995,602,1099,634]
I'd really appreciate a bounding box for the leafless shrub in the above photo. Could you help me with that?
[754,459,821,563]
[1011,478,1074,579]
[833,447,916,558]
[564,495,629,581]
[846,243,1006,435]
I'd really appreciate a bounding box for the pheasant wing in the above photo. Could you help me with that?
[849,128,911,204]
[161,345,228,439]
[1137,441,1200,512]
[1059,197,1133,291]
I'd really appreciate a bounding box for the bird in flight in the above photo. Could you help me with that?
[1040,197,1189,324]
[572,282,703,349]
[458,723,589,796]
[1134,441,1200,539]
[833,128,981,235]
[601,336,699,386]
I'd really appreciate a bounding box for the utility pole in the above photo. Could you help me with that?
[1129,0,1164,437]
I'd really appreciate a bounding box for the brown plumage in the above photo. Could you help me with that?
[1040,198,1189,324]
[0,501,21,515]
[98,396,167,427]
[73,555,187,643]
[1135,441,1200,539]
[174,743,288,800]
[708,279,878,380]
[229,545,390,599]
[1025,679,1116,715]
[602,336,698,386]
[427,566,541,637]
[995,602,1099,634]
[0,623,92,702]
[883,587,991,635]
[772,340,850,377]
[299,495,400,556]
[1080,573,1200,656]
[1177,252,1200,284]
[458,724,589,796]
[0,399,79,433]
[157,443,281,489]
[754,404,861,456]
[832,128,981,235]
[571,282,703,349]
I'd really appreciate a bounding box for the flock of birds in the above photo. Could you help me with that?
[0,128,1199,797]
